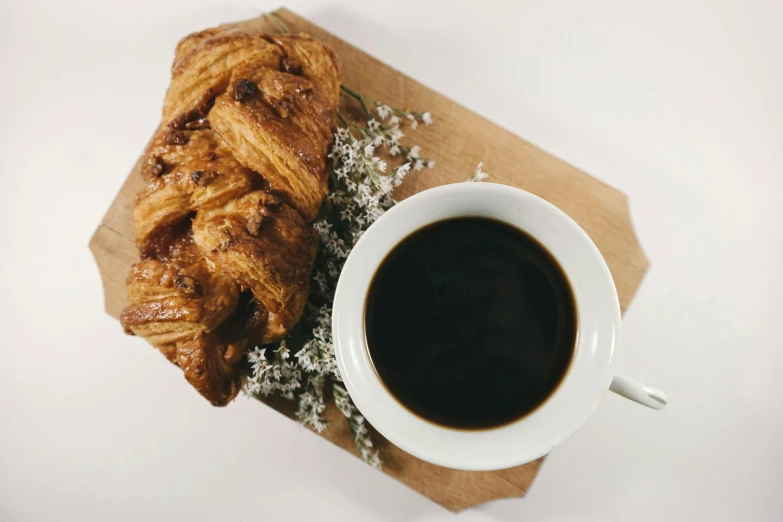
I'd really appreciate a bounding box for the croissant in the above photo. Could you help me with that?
[120,26,341,406]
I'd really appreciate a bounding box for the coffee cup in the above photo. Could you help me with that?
[333,182,666,471]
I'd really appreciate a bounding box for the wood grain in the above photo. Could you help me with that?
[88,8,648,512]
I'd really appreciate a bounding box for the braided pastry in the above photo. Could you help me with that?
[120,27,341,405]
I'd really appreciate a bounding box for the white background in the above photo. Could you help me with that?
[1,0,782,520]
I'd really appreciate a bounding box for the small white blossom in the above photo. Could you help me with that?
[377,175,393,193]
[390,128,404,143]
[372,158,388,173]
[376,104,392,120]
[313,271,328,292]
[468,162,489,182]
[334,384,380,469]
[388,145,401,156]
[421,112,433,125]
[393,162,411,187]
[427,160,436,169]
[245,342,301,398]
[406,113,418,129]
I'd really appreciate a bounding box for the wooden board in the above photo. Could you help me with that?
[89,8,649,512]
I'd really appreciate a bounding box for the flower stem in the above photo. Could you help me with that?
[337,111,350,128]
[340,85,373,116]
[264,12,290,33]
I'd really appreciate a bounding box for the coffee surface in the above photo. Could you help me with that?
[365,217,576,429]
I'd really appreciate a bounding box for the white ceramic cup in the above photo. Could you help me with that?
[333,182,667,471]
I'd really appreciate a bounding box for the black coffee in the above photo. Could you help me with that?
[365,217,576,429]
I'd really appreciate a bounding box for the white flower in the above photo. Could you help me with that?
[313,271,328,290]
[421,112,433,125]
[388,114,401,127]
[372,158,388,173]
[427,160,436,169]
[413,159,425,171]
[376,104,392,120]
[469,162,489,182]
[369,206,385,221]
[406,113,418,129]
[377,175,393,193]
[393,163,411,187]
[364,143,375,156]
[407,145,421,160]
[368,119,380,130]
[248,347,266,364]
[312,221,332,239]
[389,145,401,156]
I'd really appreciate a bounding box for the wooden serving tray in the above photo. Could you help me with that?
[89,8,649,512]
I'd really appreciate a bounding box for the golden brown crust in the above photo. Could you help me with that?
[135,129,257,248]
[216,292,291,346]
[121,259,239,344]
[164,30,282,129]
[192,190,317,323]
[121,259,245,406]
[263,33,342,108]
[123,26,340,406]
[209,67,334,221]
[175,333,245,406]
[172,28,225,68]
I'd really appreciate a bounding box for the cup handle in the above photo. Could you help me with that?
[609,374,668,410]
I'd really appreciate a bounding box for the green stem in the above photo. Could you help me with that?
[347,119,370,137]
[264,12,290,33]
[337,111,350,128]
[340,85,373,116]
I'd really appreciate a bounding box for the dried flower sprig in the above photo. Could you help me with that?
[468,162,489,182]
[341,85,433,129]
[334,383,381,469]
[246,341,301,400]
[340,86,435,172]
